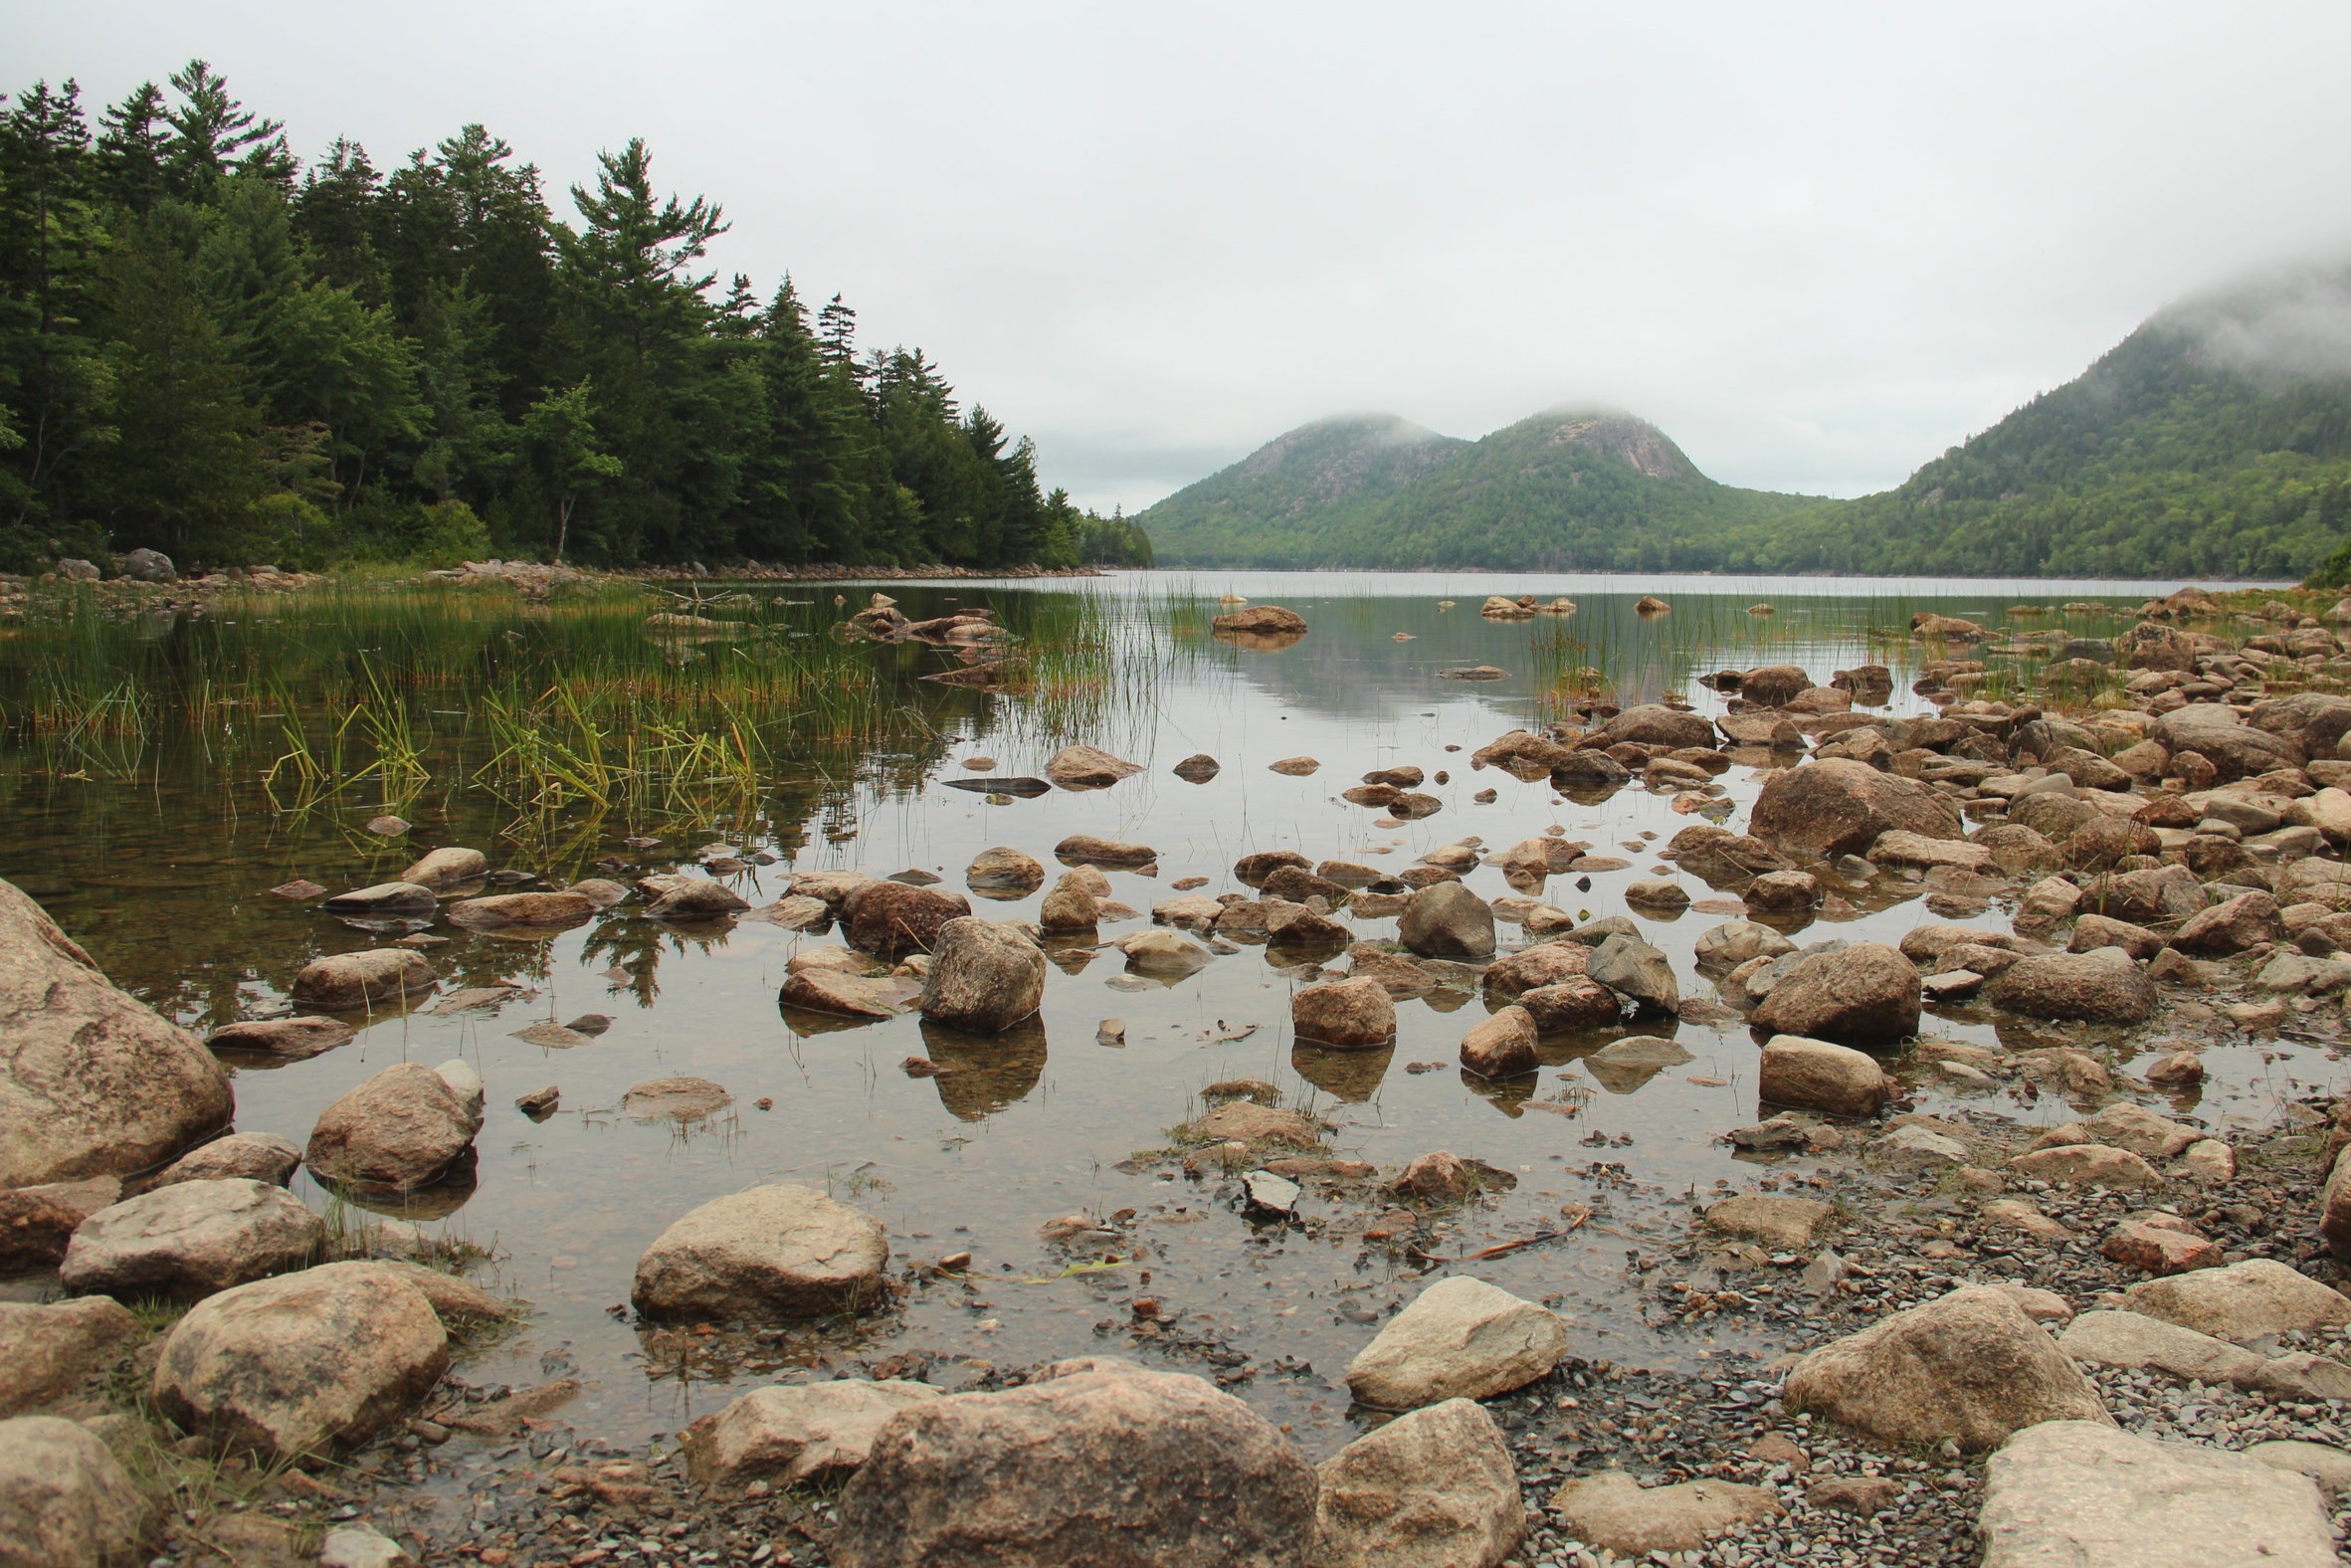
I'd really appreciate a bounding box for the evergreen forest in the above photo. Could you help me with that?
[0,63,1152,573]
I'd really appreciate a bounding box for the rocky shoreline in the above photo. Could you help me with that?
[12,584,2351,1564]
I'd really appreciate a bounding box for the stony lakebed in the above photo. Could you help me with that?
[6,569,2351,1566]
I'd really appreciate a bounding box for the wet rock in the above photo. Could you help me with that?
[2008,1144,2166,1190]
[1459,1006,1537,1078]
[1268,754,1321,775]
[1516,979,1622,1032]
[638,875,752,920]
[843,881,971,959]
[965,846,1045,891]
[1586,932,1678,1012]
[1056,834,1157,868]
[1113,929,1214,975]
[0,1178,119,1271]
[1172,753,1221,782]
[1549,1472,1782,1557]
[1692,919,1797,968]
[1758,1035,1894,1117]
[778,969,909,1020]
[398,846,487,888]
[1044,744,1144,788]
[1783,1284,2110,1451]
[1703,1193,1832,1250]
[567,877,630,908]
[1664,825,1791,882]
[1625,878,1691,909]
[1483,941,1591,995]
[1038,875,1100,932]
[918,918,1047,1033]
[0,1414,145,1565]
[2172,888,2284,954]
[831,1368,1316,1568]
[445,890,595,928]
[304,1062,485,1193]
[1292,977,1398,1049]
[2067,913,2163,959]
[685,1379,945,1489]
[622,1077,733,1121]
[1312,1396,1523,1567]
[2120,1259,2351,1341]
[1186,1102,1320,1149]
[1601,704,1714,749]
[320,882,439,917]
[152,1261,449,1463]
[204,1016,353,1057]
[1990,947,2156,1023]
[1582,1036,1695,1094]
[1979,1420,2332,1568]
[290,948,438,1011]
[0,1298,138,1417]
[1749,941,1920,1046]
[61,1178,320,1300]
[632,1184,888,1321]
[789,870,878,906]
[1749,758,1966,858]
[0,877,232,1188]
[1397,882,1495,960]
[1235,850,1311,884]
[1344,1276,1567,1411]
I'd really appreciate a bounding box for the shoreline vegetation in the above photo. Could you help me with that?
[0,62,1154,581]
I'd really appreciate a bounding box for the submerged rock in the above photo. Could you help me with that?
[398,846,487,887]
[204,1016,352,1058]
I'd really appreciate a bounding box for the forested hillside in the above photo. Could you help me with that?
[0,63,1152,572]
[1140,408,1823,569]
[1142,268,2351,579]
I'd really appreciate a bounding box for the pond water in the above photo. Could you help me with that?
[0,567,2328,1458]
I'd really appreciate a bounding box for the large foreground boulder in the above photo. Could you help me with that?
[304,1062,484,1192]
[1979,1420,2332,1568]
[831,1368,1317,1568]
[633,1184,888,1321]
[1783,1285,2109,1451]
[1748,942,1919,1046]
[1311,1397,1523,1567]
[151,1262,450,1462]
[917,918,1046,1032]
[1749,758,1965,859]
[1344,1276,1567,1411]
[61,1178,321,1300]
[0,1414,145,1567]
[685,1379,944,1490]
[0,876,232,1187]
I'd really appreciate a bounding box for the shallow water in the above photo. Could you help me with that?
[2,568,2334,1457]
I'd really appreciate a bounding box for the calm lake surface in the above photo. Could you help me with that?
[0,568,2323,1456]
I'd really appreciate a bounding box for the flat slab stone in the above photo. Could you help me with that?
[1979,1419,2334,1567]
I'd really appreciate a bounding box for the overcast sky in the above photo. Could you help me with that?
[20,2,2351,511]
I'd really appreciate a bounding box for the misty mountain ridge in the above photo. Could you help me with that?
[1140,261,2351,578]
